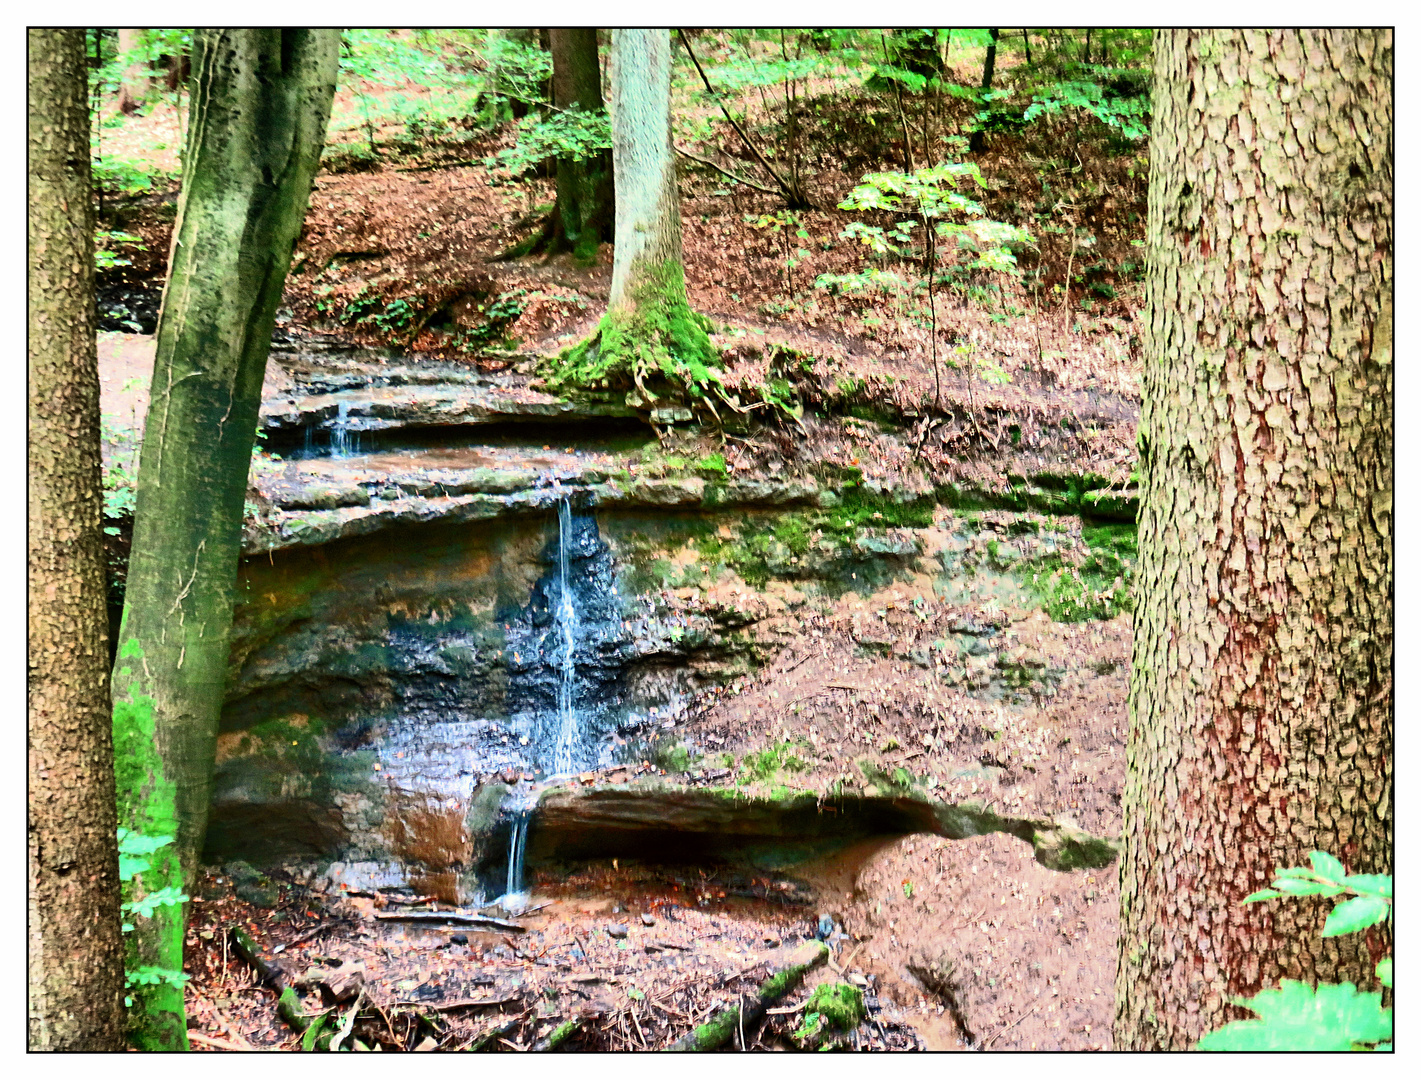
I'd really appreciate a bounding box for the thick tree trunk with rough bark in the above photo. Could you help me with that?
[115,28,339,1050]
[608,30,683,310]
[1115,29,1392,1050]
[552,29,718,413]
[27,27,128,1051]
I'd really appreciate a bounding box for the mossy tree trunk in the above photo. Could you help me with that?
[27,27,128,1051]
[1115,30,1392,1050]
[553,29,718,414]
[114,28,339,1050]
[548,29,613,260]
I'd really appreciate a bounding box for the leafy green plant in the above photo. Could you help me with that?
[495,105,611,177]
[95,229,147,270]
[739,740,810,784]
[1197,852,1392,1051]
[116,827,189,1007]
[1023,77,1150,143]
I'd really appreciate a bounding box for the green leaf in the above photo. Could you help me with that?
[1375,958,1392,989]
[1241,889,1282,904]
[1343,874,1392,898]
[1323,895,1390,937]
[1309,851,1345,881]
[1271,877,1328,896]
[1197,981,1391,1051]
[1271,865,1313,880]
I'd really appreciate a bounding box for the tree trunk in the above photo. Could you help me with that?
[27,27,128,1051]
[114,28,339,1050]
[969,29,1000,153]
[116,28,148,113]
[532,29,613,261]
[607,30,682,310]
[1115,29,1392,1050]
[552,29,718,411]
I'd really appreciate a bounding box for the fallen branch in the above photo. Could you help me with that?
[666,940,827,1052]
[272,919,347,954]
[390,995,521,1011]
[373,910,526,932]
[672,143,779,195]
[229,925,326,1041]
[982,1004,1038,1049]
[461,1012,526,1052]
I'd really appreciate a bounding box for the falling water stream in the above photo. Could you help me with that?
[500,495,588,908]
[331,400,356,459]
[550,497,581,778]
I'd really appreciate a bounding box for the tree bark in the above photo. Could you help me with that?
[1115,29,1392,1050]
[116,28,148,113]
[969,30,1000,154]
[533,29,613,261]
[608,29,683,310]
[114,28,339,1050]
[27,27,128,1051]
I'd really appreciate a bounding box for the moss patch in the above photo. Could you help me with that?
[793,981,866,1047]
[1025,521,1136,622]
[546,261,721,408]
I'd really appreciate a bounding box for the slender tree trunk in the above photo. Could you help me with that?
[1115,29,1393,1050]
[608,29,683,309]
[115,28,339,1050]
[543,29,613,260]
[27,27,128,1051]
[553,29,718,412]
[969,29,1000,153]
[116,28,148,113]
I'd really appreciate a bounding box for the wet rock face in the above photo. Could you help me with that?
[504,506,634,774]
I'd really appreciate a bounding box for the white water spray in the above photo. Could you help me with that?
[331,400,354,459]
[550,497,581,776]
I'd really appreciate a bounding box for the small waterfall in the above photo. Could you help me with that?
[503,807,530,906]
[330,400,355,459]
[550,497,581,777]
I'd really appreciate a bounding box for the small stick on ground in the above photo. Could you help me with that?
[982,1005,1039,1050]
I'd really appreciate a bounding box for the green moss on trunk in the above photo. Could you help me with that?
[548,261,720,408]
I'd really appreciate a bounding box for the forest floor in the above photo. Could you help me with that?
[101,52,1145,1051]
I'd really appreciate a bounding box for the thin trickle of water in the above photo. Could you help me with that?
[550,497,581,777]
[331,400,354,459]
[506,808,529,896]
